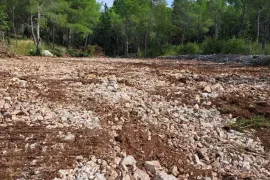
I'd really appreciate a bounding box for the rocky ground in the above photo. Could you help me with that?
[0,56,269,180]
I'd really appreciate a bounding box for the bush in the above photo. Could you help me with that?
[162,45,180,56]
[50,47,65,57]
[28,48,42,56]
[222,38,248,54]
[202,38,225,54]
[179,42,200,54]
[248,43,270,55]
[87,45,96,56]
[67,49,89,57]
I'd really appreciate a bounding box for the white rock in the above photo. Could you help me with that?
[154,171,177,180]
[171,166,179,176]
[63,133,75,141]
[41,50,54,57]
[94,173,106,180]
[121,93,131,101]
[121,155,137,171]
[203,86,212,93]
[144,161,163,175]
[133,168,150,180]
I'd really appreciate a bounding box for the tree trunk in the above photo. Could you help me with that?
[68,28,72,48]
[197,16,201,43]
[52,26,55,49]
[262,22,269,49]
[214,14,219,39]
[238,4,247,38]
[84,35,89,50]
[125,39,128,57]
[11,7,17,48]
[30,14,37,46]
[144,33,148,58]
[181,28,186,45]
[125,17,129,57]
[36,0,41,54]
[256,10,261,43]
[116,35,119,56]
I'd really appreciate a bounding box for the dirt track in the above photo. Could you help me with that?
[0,57,269,180]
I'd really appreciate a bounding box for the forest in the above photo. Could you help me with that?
[0,0,269,57]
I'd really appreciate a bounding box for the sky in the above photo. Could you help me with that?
[96,0,174,7]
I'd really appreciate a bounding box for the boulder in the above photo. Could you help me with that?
[41,50,54,57]
[144,161,163,175]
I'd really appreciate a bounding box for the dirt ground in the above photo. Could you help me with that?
[0,56,269,179]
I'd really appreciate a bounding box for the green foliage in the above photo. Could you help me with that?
[67,49,89,57]
[87,45,96,56]
[163,45,181,56]
[248,43,270,55]
[179,42,200,54]
[8,39,36,55]
[163,43,200,55]
[229,116,270,131]
[50,47,65,57]
[202,38,225,54]
[222,38,248,54]
[0,5,8,30]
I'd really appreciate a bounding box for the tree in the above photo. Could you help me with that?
[172,0,197,45]
[207,0,226,39]
[114,0,141,57]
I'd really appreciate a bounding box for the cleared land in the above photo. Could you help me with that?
[0,57,269,180]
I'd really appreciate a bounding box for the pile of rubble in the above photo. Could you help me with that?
[0,57,269,179]
[159,54,270,64]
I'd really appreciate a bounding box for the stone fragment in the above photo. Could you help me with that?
[154,171,178,180]
[133,168,151,180]
[144,161,163,175]
[120,155,137,171]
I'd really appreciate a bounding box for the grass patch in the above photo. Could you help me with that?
[8,39,36,55]
[229,116,270,131]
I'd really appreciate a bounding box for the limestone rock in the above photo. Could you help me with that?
[41,50,54,57]
[144,161,163,175]
[154,171,178,180]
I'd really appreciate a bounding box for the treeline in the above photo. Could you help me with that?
[0,0,269,57]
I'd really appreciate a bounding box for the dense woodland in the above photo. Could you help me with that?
[0,0,269,57]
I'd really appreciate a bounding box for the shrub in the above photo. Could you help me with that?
[202,38,225,54]
[222,38,248,54]
[87,45,96,56]
[67,49,89,57]
[179,42,200,54]
[248,43,270,55]
[50,47,65,57]
[74,51,89,57]
[28,48,42,56]
[162,45,180,56]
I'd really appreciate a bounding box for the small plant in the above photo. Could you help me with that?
[229,116,270,131]
[87,45,96,56]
